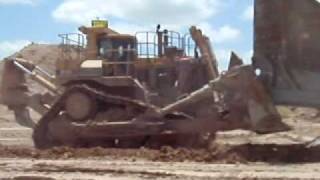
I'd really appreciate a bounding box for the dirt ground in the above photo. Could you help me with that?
[1,105,320,179]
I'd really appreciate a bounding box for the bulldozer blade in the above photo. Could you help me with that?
[1,59,37,128]
[12,106,36,128]
[211,65,290,134]
[157,65,290,134]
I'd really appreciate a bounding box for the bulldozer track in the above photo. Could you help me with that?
[32,84,159,149]
[33,84,203,149]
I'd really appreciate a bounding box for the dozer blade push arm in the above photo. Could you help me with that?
[12,58,60,95]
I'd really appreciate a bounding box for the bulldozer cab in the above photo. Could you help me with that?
[57,20,203,77]
[58,20,200,70]
[91,19,138,62]
[57,20,138,77]
[96,35,137,76]
[97,35,136,61]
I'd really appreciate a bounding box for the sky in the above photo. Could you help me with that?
[0,0,254,70]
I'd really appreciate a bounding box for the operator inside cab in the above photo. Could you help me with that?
[98,36,136,62]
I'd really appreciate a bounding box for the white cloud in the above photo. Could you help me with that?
[111,23,151,35]
[52,0,222,26]
[52,0,242,45]
[212,25,241,43]
[197,23,241,44]
[242,5,254,21]
[0,0,38,5]
[0,40,31,59]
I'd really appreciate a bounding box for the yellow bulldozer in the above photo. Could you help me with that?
[5,0,319,149]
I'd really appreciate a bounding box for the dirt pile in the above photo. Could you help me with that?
[1,43,61,73]
[154,144,320,163]
[0,145,159,160]
[0,43,62,96]
[2,143,320,163]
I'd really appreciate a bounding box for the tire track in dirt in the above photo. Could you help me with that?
[2,158,320,180]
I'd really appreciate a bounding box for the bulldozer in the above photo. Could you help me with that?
[0,20,232,148]
[5,0,318,149]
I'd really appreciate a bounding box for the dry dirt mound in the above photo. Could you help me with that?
[1,43,61,73]
[0,43,83,99]
[0,43,63,95]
